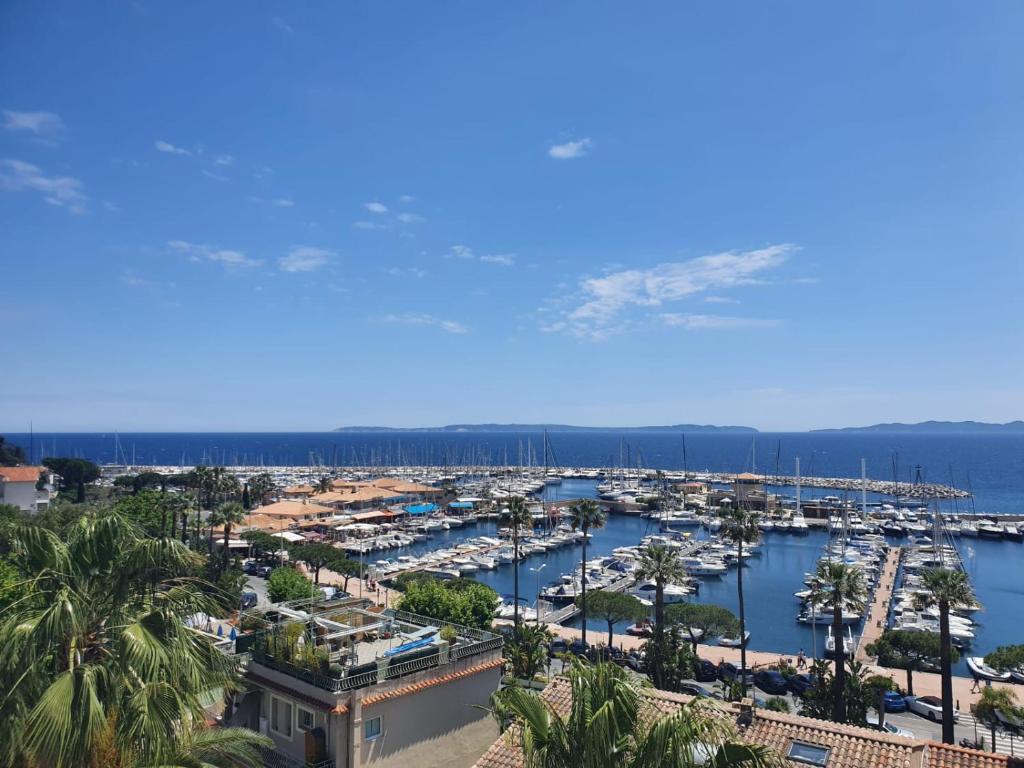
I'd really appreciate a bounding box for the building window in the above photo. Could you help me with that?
[787,742,830,766]
[364,716,382,740]
[298,707,315,732]
[269,695,293,739]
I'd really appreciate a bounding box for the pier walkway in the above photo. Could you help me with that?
[856,545,901,662]
[542,573,636,624]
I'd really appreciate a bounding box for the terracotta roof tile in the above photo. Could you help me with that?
[362,658,504,708]
[473,678,1013,768]
[0,466,42,482]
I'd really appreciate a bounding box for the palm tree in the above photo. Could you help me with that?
[917,567,973,744]
[180,491,196,544]
[974,686,1020,754]
[568,499,606,648]
[0,512,261,767]
[135,724,271,768]
[209,500,247,571]
[316,475,331,495]
[720,503,760,696]
[810,561,867,723]
[636,544,687,688]
[504,623,553,681]
[508,496,533,625]
[499,660,781,768]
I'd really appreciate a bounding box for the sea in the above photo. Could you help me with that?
[6,430,1023,673]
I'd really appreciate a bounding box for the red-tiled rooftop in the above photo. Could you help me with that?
[0,466,42,482]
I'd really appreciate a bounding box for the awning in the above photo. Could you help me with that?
[271,531,306,543]
[405,503,438,516]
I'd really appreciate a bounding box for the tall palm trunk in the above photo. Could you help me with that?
[222,524,232,569]
[939,599,954,744]
[737,536,747,697]
[580,523,588,648]
[654,581,665,688]
[513,519,520,626]
[832,602,847,722]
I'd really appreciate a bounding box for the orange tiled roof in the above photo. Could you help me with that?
[249,500,334,518]
[473,677,1014,768]
[0,466,42,482]
[362,658,504,708]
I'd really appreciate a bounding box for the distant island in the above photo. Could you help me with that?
[334,423,758,433]
[812,420,1024,434]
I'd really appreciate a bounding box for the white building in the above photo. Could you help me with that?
[0,466,52,513]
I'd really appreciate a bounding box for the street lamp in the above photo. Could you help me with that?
[529,563,547,625]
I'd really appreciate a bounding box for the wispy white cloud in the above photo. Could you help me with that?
[213,154,234,166]
[155,140,190,156]
[659,313,779,330]
[278,245,333,272]
[2,110,65,141]
[201,169,229,182]
[273,198,294,207]
[364,201,388,214]
[704,295,739,304]
[381,313,467,334]
[550,244,796,338]
[399,194,415,203]
[0,158,86,213]
[353,220,388,231]
[396,212,425,224]
[548,138,593,160]
[480,253,516,266]
[272,16,294,34]
[384,266,427,279]
[168,239,261,268]
[445,244,474,259]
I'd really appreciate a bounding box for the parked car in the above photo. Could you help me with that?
[548,638,569,657]
[256,565,273,578]
[905,695,958,723]
[787,673,817,696]
[568,640,591,659]
[242,559,258,575]
[753,669,789,695]
[694,658,718,683]
[866,714,914,739]
[718,662,755,686]
[240,589,258,610]
[614,653,646,673]
[883,691,908,713]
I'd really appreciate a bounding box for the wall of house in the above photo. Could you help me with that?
[1,481,38,512]
[355,666,502,768]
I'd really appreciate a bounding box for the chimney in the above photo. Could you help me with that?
[737,698,754,728]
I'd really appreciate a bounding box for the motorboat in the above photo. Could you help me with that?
[966,657,1011,682]
[789,514,809,534]
[1003,524,1023,542]
[959,522,978,537]
[825,625,855,657]
[719,631,751,648]
[680,557,728,577]
[626,620,654,637]
[978,521,1004,539]
[757,519,775,531]
[632,580,690,604]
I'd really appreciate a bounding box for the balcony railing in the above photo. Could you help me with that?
[246,609,502,693]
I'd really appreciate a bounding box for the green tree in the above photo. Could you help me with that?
[866,629,954,695]
[135,724,271,768]
[665,602,740,654]
[0,436,27,466]
[720,503,760,697]
[577,591,647,657]
[974,686,1022,754]
[242,529,280,560]
[635,544,687,689]
[764,697,790,713]
[985,644,1024,675]
[641,628,696,693]
[208,500,246,571]
[290,541,341,585]
[497,660,782,768]
[114,489,175,537]
[395,576,497,630]
[266,566,317,603]
[507,496,532,626]
[917,567,973,744]
[504,623,553,681]
[568,499,606,649]
[42,457,101,503]
[326,553,362,592]
[0,511,261,767]
[247,472,276,508]
[810,561,867,723]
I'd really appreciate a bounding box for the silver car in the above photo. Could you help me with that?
[906,695,958,723]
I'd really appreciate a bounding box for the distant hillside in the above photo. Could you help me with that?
[812,420,1024,434]
[334,423,758,434]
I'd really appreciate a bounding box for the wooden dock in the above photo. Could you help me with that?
[541,573,637,624]
[856,545,902,662]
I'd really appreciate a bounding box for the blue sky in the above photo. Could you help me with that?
[2,2,1023,432]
